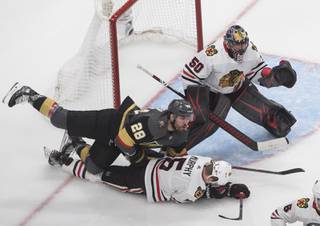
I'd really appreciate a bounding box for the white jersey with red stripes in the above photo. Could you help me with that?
[271,197,320,226]
[144,155,211,203]
[180,38,266,94]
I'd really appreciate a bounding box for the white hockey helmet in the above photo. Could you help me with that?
[312,179,320,210]
[206,160,232,186]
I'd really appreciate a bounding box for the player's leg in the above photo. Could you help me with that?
[185,86,231,149]
[230,82,296,137]
[4,83,121,140]
[48,137,121,174]
[101,165,146,194]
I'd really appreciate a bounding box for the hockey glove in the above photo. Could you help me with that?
[128,148,164,167]
[205,183,230,199]
[259,60,297,88]
[228,183,250,199]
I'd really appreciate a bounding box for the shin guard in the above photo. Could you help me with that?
[231,83,296,137]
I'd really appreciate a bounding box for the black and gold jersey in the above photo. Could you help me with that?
[115,108,188,156]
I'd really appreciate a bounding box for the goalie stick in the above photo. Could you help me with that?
[218,192,244,221]
[232,166,305,175]
[137,64,289,151]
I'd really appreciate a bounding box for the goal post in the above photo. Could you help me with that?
[109,0,203,108]
[54,0,203,110]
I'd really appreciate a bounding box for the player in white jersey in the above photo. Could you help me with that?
[47,148,250,203]
[180,25,297,149]
[271,180,320,225]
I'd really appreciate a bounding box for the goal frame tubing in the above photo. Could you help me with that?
[109,0,203,108]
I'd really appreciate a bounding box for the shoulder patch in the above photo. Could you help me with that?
[296,198,310,208]
[194,186,205,199]
[205,44,218,56]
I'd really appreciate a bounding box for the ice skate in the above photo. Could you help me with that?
[2,82,40,107]
[61,135,86,157]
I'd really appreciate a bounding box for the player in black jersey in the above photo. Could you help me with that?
[3,82,194,174]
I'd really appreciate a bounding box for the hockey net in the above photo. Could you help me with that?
[54,0,203,110]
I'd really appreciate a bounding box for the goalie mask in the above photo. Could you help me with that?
[312,179,320,210]
[224,25,249,62]
[205,160,232,186]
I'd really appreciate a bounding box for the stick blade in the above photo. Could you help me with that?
[257,137,289,151]
[218,214,242,221]
[279,168,305,175]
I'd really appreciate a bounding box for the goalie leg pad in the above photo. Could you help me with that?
[187,93,231,149]
[185,85,210,125]
[231,83,296,137]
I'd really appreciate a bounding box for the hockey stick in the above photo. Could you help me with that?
[137,64,289,151]
[218,192,244,220]
[232,166,305,175]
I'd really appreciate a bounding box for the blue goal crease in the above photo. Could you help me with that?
[148,56,320,165]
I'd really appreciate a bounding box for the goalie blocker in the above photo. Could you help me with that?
[185,82,296,149]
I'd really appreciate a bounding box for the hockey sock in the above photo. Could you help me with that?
[32,97,60,118]
[77,145,91,162]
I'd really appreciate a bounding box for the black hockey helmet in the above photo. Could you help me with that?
[168,99,193,119]
[224,25,249,61]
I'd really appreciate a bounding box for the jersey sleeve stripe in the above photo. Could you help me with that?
[102,181,144,193]
[155,162,163,202]
[251,61,266,71]
[150,159,165,202]
[182,69,197,80]
[181,75,203,86]
[270,210,281,219]
[150,159,159,202]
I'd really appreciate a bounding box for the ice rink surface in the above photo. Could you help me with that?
[1,0,320,225]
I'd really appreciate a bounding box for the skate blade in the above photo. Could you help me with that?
[2,82,19,105]
[43,146,55,159]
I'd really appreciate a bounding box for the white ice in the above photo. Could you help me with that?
[0,0,319,226]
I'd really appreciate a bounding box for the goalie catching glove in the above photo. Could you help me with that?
[259,60,297,88]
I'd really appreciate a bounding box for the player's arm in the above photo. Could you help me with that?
[270,200,298,226]
[162,143,188,157]
[114,111,149,156]
[258,60,297,88]
[180,45,214,89]
[246,42,296,89]
[204,182,250,199]
[171,189,199,203]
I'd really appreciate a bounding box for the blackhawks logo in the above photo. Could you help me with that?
[194,186,205,199]
[297,198,310,208]
[219,70,245,88]
[205,44,218,56]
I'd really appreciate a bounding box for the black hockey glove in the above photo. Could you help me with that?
[259,60,297,88]
[128,148,164,167]
[228,183,250,199]
[205,183,230,199]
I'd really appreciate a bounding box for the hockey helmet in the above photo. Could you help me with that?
[224,25,249,62]
[168,99,194,119]
[205,160,232,186]
[312,179,320,210]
